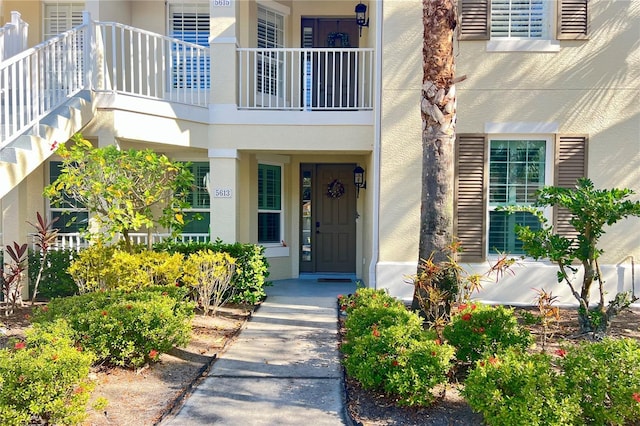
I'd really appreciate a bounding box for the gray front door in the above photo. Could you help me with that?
[300,164,356,273]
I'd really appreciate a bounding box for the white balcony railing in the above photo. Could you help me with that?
[95,22,210,107]
[238,48,374,110]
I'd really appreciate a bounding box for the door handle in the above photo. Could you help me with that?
[316,221,320,234]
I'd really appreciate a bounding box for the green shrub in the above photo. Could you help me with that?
[68,246,184,293]
[443,304,533,363]
[182,250,236,315]
[463,348,581,426]
[155,239,270,304]
[385,338,456,406]
[341,289,454,407]
[561,338,640,425]
[28,249,79,299]
[32,287,194,368]
[0,320,95,426]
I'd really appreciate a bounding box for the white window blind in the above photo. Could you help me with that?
[44,2,84,40]
[169,3,210,89]
[258,6,284,48]
[491,0,546,38]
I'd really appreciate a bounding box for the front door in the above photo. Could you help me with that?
[300,164,357,273]
[301,18,359,109]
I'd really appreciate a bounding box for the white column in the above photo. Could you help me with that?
[208,149,239,243]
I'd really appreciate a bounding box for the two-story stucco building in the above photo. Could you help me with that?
[1,0,638,306]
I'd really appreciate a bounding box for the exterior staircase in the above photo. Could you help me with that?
[0,90,94,199]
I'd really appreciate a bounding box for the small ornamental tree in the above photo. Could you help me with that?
[505,178,640,336]
[44,134,194,252]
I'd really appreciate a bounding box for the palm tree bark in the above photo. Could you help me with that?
[412,0,459,310]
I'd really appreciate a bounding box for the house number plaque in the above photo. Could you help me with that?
[214,188,232,198]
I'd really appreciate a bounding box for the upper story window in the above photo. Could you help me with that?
[168,2,210,89]
[258,163,283,245]
[258,5,285,49]
[490,0,549,39]
[43,2,84,40]
[458,0,588,50]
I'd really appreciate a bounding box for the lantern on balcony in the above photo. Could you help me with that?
[355,2,369,37]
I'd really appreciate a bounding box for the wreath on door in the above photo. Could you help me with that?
[327,179,345,199]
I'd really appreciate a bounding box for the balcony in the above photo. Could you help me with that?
[237,48,374,111]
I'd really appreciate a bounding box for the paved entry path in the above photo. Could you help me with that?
[161,278,357,426]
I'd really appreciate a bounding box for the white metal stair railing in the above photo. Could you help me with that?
[237,47,374,110]
[0,21,89,155]
[94,22,210,107]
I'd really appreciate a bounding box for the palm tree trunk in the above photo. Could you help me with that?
[412,0,459,311]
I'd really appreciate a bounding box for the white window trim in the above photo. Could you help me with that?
[258,161,285,249]
[485,134,555,259]
[256,0,290,17]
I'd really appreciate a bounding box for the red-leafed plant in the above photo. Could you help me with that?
[2,242,28,315]
[26,212,59,304]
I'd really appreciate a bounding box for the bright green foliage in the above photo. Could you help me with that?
[28,249,79,299]
[182,250,236,316]
[341,288,455,407]
[385,338,456,406]
[442,304,533,363]
[68,245,183,293]
[503,178,640,334]
[561,338,640,425]
[44,134,194,252]
[32,287,194,368]
[0,320,95,425]
[156,239,270,304]
[463,348,581,426]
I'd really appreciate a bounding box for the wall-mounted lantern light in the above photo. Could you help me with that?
[355,2,369,37]
[353,166,366,198]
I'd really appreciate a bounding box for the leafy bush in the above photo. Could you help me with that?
[182,250,236,315]
[341,288,455,406]
[32,287,194,368]
[561,338,640,425]
[385,337,456,406]
[463,348,581,426]
[155,239,270,304]
[68,246,183,293]
[0,320,95,425]
[28,249,79,299]
[443,304,533,363]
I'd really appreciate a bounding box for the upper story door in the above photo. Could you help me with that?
[301,18,359,109]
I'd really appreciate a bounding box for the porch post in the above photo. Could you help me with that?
[208,149,240,243]
[210,0,237,105]
[2,185,29,300]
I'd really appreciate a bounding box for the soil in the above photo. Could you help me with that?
[0,302,638,426]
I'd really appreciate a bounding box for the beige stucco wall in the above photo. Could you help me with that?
[456,0,640,263]
[377,0,422,265]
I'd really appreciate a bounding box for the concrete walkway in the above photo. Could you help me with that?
[161,278,357,426]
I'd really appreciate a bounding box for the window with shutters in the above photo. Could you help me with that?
[180,162,210,235]
[169,3,210,89]
[257,5,285,99]
[458,0,588,48]
[456,134,587,261]
[258,163,283,244]
[48,161,89,234]
[43,2,84,40]
[488,138,550,255]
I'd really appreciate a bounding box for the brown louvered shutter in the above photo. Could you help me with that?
[554,135,588,238]
[455,134,487,262]
[459,0,490,40]
[557,0,589,40]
